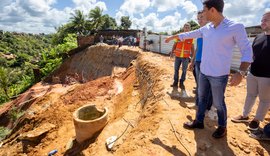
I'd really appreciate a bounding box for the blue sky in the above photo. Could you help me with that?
[0,0,269,34]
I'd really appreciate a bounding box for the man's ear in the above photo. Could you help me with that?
[210,7,216,13]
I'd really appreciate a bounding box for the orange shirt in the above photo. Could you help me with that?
[173,39,193,58]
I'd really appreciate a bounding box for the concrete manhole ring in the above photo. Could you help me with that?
[73,104,108,143]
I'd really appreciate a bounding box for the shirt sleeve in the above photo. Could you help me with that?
[178,28,203,41]
[234,24,253,63]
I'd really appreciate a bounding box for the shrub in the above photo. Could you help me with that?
[0,126,11,141]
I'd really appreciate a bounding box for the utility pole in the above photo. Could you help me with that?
[143,27,147,51]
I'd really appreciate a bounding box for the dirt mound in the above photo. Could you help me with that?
[61,76,114,104]
[45,44,138,84]
[0,45,269,156]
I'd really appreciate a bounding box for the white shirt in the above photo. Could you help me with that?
[179,18,253,76]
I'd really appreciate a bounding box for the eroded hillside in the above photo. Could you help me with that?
[0,44,269,156]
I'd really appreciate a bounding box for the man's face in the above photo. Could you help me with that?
[261,13,270,31]
[202,5,212,21]
[197,13,208,27]
[183,24,191,32]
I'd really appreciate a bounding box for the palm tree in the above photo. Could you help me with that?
[102,14,117,30]
[120,16,132,30]
[88,7,105,31]
[69,10,86,35]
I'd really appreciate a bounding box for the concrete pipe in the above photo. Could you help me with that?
[73,104,108,143]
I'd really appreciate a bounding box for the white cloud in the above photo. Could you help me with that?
[131,12,188,34]
[116,0,151,28]
[0,0,64,33]
[224,0,268,26]
[151,0,182,12]
[151,0,197,16]
[0,2,25,23]
[0,0,107,34]
[117,0,197,33]
[18,0,56,16]
[115,11,125,26]
[182,1,197,15]
[0,0,13,9]
[0,0,269,34]
[119,0,151,16]
[72,0,107,13]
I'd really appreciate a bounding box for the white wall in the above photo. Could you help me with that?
[139,34,174,54]
[160,35,174,55]
[139,34,254,70]
[231,37,254,70]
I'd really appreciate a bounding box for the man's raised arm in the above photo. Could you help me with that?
[165,28,203,43]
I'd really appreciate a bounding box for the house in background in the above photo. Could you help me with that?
[138,25,263,71]
[246,25,262,37]
[77,29,141,47]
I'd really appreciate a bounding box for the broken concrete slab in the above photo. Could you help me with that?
[19,123,56,142]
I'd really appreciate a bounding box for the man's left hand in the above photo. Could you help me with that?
[229,73,243,86]
[165,37,171,43]
[188,62,194,71]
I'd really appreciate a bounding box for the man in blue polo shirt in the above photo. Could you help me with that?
[188,11,212,110]
[165,0,253,138]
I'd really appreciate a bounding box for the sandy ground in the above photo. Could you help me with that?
[0,45,269,156]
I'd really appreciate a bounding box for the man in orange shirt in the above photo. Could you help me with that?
[171,23,194,89]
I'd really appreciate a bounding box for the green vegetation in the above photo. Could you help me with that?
[0,126,11,141]
[120,16,132,30]
[0,32,77,105]
[0,32,50,104]
[171,20,200,35]
[53,7,130,45]
[8,107,25,122]
[0,7,133,105]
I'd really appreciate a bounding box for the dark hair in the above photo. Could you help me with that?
[197,10,203,15]
[203,0,224,13]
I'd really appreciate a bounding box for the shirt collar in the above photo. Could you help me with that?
[209,17,228,28]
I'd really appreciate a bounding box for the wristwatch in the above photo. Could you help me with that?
[237,70,246,77]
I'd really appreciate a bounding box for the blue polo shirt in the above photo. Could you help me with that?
[195,38,203,62]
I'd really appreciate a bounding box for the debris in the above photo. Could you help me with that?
[244,148,251,154]
[186,102,196,109]
[229,140,237,147]
[105,118,134,151]
[66,138,75,150]
[169,119,191,156]
[114,79,123,95]
[19,123,56,142]
[185,138,192,143]
[256,146,264,156]
[132,91,138,96]
[48,149,58,156]
[52,76,61,84]
[207,107,218,121]
[238,143,244,150]
[106,136,117,150]
[123,118,134,128]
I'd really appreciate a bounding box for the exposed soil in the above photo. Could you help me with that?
[0,44,269,156]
